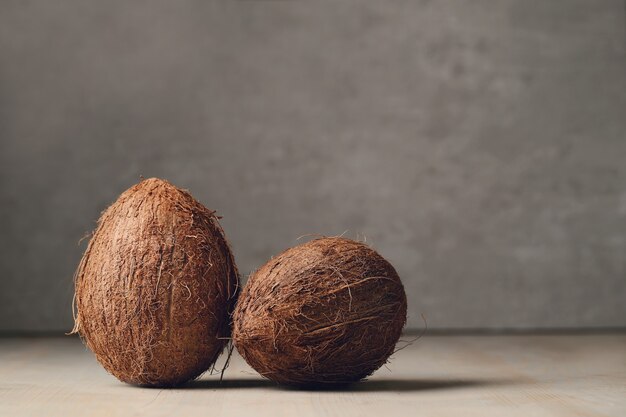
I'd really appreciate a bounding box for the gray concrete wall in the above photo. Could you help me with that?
[1,0,625,332]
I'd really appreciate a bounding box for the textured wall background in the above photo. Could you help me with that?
[1,0,625,332]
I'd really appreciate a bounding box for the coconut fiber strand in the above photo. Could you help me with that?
[233,237,407,386]
[72,178,239,387]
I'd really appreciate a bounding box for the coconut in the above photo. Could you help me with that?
[72,178,238,387]
[233,237,407,386]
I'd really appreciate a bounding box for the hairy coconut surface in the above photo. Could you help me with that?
[72,178,238,387]
[233,237,407,386]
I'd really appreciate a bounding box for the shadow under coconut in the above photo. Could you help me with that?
[180,377,515,392]
[284,378,516,392]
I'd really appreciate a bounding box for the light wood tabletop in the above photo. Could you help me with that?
[1,334,624,417]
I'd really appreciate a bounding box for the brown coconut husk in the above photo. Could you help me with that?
[72,178,239,387]
[233,237,407,387]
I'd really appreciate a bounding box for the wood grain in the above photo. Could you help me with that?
[1,334,624,417]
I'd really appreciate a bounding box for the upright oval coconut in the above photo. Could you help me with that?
[233,237,407,386]
[72,178,238,387]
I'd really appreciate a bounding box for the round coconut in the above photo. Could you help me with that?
[72,178,239,387]
[233,237,407,386]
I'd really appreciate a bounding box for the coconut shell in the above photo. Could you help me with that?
[233,237,407,386]
[72,178,238,387]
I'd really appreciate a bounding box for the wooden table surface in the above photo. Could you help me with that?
[1,334,624,417]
